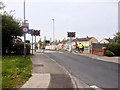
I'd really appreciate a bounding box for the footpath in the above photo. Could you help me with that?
[20,52,76,89]
[72,51,119,64]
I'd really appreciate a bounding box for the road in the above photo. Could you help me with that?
[45,51,119,89]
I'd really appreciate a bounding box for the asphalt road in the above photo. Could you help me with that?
[45,51,119,89]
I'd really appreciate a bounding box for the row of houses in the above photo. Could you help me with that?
[57,36,113,49]
[13,36,113,51]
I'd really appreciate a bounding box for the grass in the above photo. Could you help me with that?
[2,55,32,88]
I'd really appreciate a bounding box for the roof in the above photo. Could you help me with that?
[104,38,113,42]
[72,37,94,42]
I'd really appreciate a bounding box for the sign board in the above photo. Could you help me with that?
[22,27,28,33]
[22,22,29,29]
[113,37,115,41]
[32,30,40,36]
[28,29,34,34]
[67,32,76,37]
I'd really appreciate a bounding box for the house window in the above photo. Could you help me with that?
[85,41,88,44]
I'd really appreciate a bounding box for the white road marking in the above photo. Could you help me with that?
[90,85,103,90]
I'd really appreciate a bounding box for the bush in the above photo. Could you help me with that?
[107,43,120,56]
[106,50,115,57]
[13,43,31,55]
[26,44,31,54]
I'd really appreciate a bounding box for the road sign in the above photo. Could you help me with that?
[67,32,76,37]
[22,22,29,29]
[22,27,28,33]
[28,29,34,34]
[113,37,115,41]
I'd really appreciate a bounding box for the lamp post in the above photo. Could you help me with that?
[52,19,55,44]
[23,0,26,57]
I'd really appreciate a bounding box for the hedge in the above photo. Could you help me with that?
[12,43,31,55]
[107,43,120,56]
[106,50,115,57]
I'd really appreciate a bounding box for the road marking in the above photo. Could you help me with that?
[90,85,103,90]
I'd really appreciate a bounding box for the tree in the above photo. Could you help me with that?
[62,38,67,44]
[42,36,47,46]
[2,12,23,54]
[50,37,52,45]
[38,38,42,48]
[114,32,120,44]
[0,2,5,10]
[55,40,58,45]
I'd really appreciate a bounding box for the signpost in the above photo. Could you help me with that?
[30,30,40,52]
[67,32,76,37]
[113,37,115,43]
[67,32,76,52]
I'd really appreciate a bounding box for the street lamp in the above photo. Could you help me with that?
[52,19,55,44]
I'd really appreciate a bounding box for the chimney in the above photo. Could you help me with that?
[86,36,88,38]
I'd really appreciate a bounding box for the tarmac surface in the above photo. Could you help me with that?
[45,50,119,89]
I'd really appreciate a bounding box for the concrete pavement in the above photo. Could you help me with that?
[72,51,120,64]
[20,52,75,89]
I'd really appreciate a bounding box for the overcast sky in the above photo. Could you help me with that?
[2,0,119,42]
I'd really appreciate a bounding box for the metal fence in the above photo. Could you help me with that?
[92,43,108,50]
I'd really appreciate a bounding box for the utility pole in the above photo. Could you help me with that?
[23,0,26,57]
[52,19,55,44]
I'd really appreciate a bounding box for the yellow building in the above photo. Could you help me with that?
[72,36,98,48]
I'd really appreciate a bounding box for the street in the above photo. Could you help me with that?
[45,50,119,89]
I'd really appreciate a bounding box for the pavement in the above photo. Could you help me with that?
[20,52,76,89]
[72,51,120,64]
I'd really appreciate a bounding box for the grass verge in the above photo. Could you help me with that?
[2,55,32,88]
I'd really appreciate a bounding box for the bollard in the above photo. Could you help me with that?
[102,47,106,56]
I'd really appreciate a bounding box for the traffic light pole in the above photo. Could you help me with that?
[35,35,36,52]
[32,35,33,54]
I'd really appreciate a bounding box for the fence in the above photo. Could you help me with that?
[90,43,108,56]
